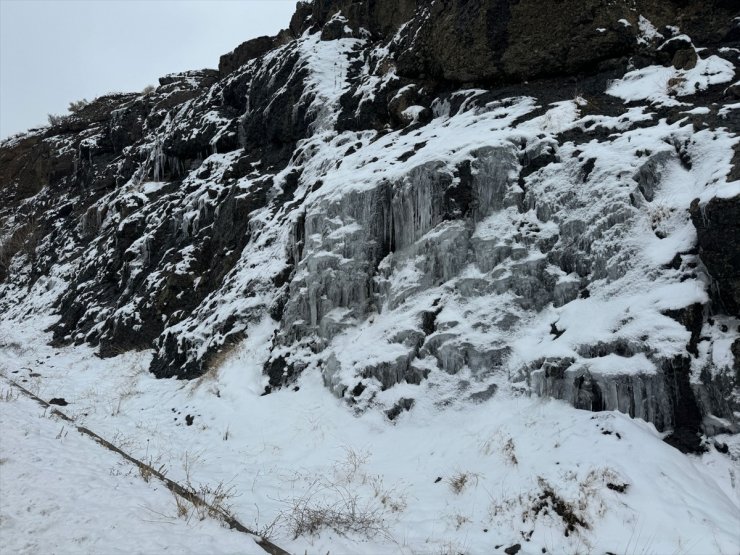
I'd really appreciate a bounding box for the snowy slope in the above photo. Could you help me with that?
[1,317,739,554]
[1,1,740,553]
[0,385,259,555]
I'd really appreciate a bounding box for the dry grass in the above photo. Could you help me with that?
[171,452,239,522]
[478,431,518,465]
[267,447,404,541]
[139,460,167,484]
[281,479,387,540]
[436,540,469,555]
[1,387,19,402]
[448,471,479,494]
[369,475,407,513]
[173,492,190,518]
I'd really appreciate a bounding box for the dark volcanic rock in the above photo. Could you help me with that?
[395,0,637,84]
[219,36,279,76]
[0,0,738,442]
[690,195,740,316]
[290,0,417,39]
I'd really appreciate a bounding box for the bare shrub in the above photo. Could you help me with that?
[173,452,238,522]
[68,98,89,113]
[142,85,156,95]
[436,541,468,555]
[335,446,369,484]
[47,113,67,127]
[192,481,238,520]
[260,449,401,541]
[0,334,25,353]
[521,477,590,537]
[139,456,167,484]
[253,507,282,540]
[282,479,387,540]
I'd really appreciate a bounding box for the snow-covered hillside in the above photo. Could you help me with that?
[1,316,739,554]
[1,0,739,553]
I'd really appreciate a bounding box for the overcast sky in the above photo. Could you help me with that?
[0,0,299,138]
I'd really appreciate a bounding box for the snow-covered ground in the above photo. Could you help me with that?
[2,316,738,555]
[0,384,257,554]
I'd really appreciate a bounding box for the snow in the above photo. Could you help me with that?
[299,95,538,202]
[586,352,656,376]
[401,105,427,124]
[0,387,256,555]
[1,319,738,555]
[637,15,663,45]
[719,101,740,118]
[140,181,168,195]
[607,55,736,106]
[298,33,365,131]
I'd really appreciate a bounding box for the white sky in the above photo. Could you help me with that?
[0,0,299,138]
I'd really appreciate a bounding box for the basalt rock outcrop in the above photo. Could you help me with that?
[691,195,740,316]
[1,0,739,451]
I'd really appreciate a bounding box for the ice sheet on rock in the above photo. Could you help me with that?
[298,34,365,131]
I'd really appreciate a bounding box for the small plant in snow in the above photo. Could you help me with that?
[502,437,518,465]
[173,492,190,518]
[170,452,239,522]
[335,445,369,484]
[138,454,167,484]
[448,471,479,494]
[369,475,407,513]
[435,540,469,555]
[139,465,153,483]
[453,513,471,530]
[478,431,518,465]
[272,456,402,541]
[253,506,282,540]
[281,479,387,540]
[1,388,19,402]
[192,481,238,520]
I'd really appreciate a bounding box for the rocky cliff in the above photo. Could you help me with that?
[1,0,739,452]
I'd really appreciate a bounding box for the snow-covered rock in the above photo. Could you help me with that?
[1,0,739,453]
